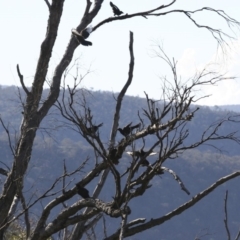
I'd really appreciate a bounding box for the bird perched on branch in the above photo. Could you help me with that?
[72,29,92,46]
[126,149,157,158]
[81,25,93,39]
[140,159,150,166]
[86,123,103,134]
[118,122,140,137]
[110,2,123,16]
[76,183,90,199]
[108,147,119,164]
[126,149,157,166]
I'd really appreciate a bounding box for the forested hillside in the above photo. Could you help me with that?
[0,86,239,239]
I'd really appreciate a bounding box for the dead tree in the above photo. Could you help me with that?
[0,0,240,239]
[55,36,240,239]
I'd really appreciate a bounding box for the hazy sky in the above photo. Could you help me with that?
[0,0,240,106]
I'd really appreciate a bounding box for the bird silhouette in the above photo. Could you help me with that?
[141,159,150,166]
[81,25,93,39]
[76,184,90,199]
[86,123,103,134]
[126,149,157,158]
[126,149,157,166]
[109,147,117,158]
[72,29,92,46]
[118,122,140,137]
[108,147,119,164]
[110,2,123,16]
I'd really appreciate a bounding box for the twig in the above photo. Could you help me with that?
[0,118,15,157]
[161,166,190,195]
[19,191,31,238]
[62,159,68,208]
[82,214,102,234]
[235,228,240,240]
[128,218,146,227]
[119,213,128,240]
[0,160,10,171]
[0,168,8,176]
[103,214,107,238]
[16,64,30,95]
[224,190,231,240]
[44,0,51,11]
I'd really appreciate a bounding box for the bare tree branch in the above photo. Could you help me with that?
[70,30,135,240]
[0,1,66,232]
[94,3,240,52]
[44,0,51,11]
[103,214,108,238]
[119,212,128,240]
[16,64,30,95]
[94,0,177,31]
[0,168,8,177]
[161,167,190,195]
[32,199,131,239]
[128,218,146,227]
[19,191,31,239]
[224,190,231,240]
[105,171,240,239]
[235,229,240,240]
[0,118,15,157]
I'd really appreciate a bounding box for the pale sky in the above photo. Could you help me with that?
[0,0,240,106]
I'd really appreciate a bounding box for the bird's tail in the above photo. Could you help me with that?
[97,123,103,128]
[131,123,141,130]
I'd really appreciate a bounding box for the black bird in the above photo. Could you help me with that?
[86,123,103,134]
[76,184,90,199]
[126,149,157,166]
[141,159,150,166]
[108,147,119,164]
[72,29,92,46]
[118,122,140,137]
[81,25,93,39]
[109,147,117,158]
[110,2,123,16]
[126,149,157,158]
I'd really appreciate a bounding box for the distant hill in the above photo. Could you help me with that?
[209,105,240,113]
[0,86,240,240]
[219,105,240,112]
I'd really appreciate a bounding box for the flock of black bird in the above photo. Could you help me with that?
[77,122,158,199]
[73,2,155,199]
[86,123,157,166]
[72,2,124,47]
[85,122,140,137]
